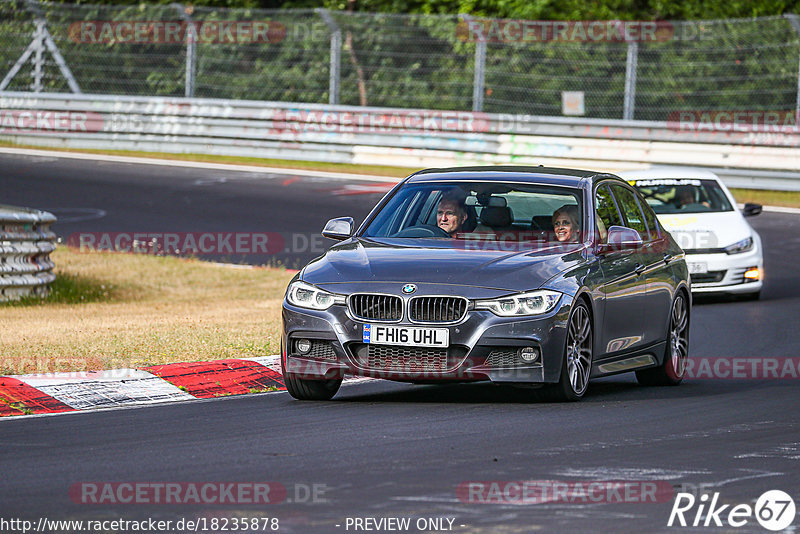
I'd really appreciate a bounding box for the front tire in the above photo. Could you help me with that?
[636,291,689,386]
[541,301,593,402]
[281,343,342,400]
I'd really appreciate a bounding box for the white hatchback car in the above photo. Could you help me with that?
[622,168,763,299]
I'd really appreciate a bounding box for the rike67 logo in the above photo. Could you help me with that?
[668,490,796,531]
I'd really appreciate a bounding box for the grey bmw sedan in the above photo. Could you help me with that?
[281,167,690,401]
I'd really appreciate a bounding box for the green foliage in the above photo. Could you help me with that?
[1,0,799,119]
[32,0,800,19]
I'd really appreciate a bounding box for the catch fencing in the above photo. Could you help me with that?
[0,204,56,301]
[2,1,800,121]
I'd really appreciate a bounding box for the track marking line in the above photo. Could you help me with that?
[0,147,395,182]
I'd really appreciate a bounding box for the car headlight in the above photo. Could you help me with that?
[286,281,346,310]
[724,237,753,255]
[474,290,562,317]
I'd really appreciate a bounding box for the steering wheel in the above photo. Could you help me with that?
[392,225,451,238]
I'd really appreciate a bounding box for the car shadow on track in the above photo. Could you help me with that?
[331,375,770,405]
[692,294,761,305]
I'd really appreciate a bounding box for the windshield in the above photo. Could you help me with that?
[362,181,584,244]
[630,178,734,214]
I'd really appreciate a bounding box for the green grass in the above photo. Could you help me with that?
[729,188,800,209]
[0,246,295,375]
[249,386,280,394]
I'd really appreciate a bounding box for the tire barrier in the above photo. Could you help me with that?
[0,204,57,301]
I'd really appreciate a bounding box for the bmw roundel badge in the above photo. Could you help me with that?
[402,284,417,294]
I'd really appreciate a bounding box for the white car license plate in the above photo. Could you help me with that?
[363,324,449,347]
[688,262,708,274]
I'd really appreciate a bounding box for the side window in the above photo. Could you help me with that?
[637,195,661,241]
[416,190,441,226]
[595,184,623,243]
[611,185,648,237]
[388,190,428,233]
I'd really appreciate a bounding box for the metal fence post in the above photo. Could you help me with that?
[785,14,800,121]
[473,40,486,112]
[172,3,196,98]
[316,8,341,105]
[32,20,44,92]
[460,15,485,112]
[623,41,638,121]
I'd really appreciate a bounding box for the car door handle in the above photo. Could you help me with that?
[663,253,674,264]
[634,263,646,275]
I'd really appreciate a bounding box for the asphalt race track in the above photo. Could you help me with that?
[1,152,799,533]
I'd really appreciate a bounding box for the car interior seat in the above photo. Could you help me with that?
[530,215,554,232]
[479,206,514,230]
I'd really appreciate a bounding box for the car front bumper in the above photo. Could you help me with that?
[281,296,573,385]
[686,247,763,295]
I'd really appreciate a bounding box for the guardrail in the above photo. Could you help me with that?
[2,91,800,190]
[0,204,57,301]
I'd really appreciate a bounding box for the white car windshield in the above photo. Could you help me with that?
[631,178,734,214]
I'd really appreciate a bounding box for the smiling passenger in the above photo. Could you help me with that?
[552,204,580,243]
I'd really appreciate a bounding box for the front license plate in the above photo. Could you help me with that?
[363,324,449,347]
[688,262,708,274]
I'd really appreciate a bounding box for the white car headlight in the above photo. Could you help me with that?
[286,281,346,310]
[474,290,562,317]
[724,237,753,255]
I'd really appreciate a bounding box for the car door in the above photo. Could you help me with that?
[594,183,650,358]
[609,183,667,349]
[635,193,674,345]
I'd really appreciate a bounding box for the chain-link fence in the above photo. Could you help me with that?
[2,0,799,121]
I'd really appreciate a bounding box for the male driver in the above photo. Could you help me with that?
[436,190,468,237]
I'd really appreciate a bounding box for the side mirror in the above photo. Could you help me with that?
[599,226,643,253]
[322,217,354,241]
[743,203,762,217]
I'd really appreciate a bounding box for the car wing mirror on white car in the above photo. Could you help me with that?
[743,203,762,217]
[322,217,354,241]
